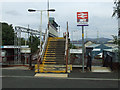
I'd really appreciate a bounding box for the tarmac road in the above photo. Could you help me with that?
[1,67,120,89]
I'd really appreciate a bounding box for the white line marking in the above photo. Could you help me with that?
[67,78,120,81]
[0,76,119,81]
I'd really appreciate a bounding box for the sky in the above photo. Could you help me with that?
[0,0,118,40]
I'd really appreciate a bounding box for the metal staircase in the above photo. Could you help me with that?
[35,37,72,73]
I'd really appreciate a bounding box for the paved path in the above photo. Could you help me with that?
[1,66,120,88]
[2,76,119,88]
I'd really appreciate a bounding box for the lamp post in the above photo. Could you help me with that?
[28,8,55,72]
[28,8,55,53]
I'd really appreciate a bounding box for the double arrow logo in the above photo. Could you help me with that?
[77,12,88,19]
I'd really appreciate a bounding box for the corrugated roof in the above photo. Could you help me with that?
[104,44,118,48]
[103,48,118,52]
[86,44,100,48]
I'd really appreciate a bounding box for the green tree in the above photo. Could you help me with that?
[2,22,15,45]
[112,35,120,62]
[112,0,120,62]
[29,35,40,53]
[112,0,120,18]
[69,43,77,49]
[112,35,118,44]
[21,38,26,45]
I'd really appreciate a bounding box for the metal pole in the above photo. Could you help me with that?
[38,11,42,72]
[28,25,30,44]
[82,26,84,72]
[29,54,32,69]
[40,11,42,54]
[66,22,68,73]
[48,0,49,30]
[29,33,32,68]
[72,31,74,48]
[25,33,27,64]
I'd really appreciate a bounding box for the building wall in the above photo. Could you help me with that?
[49,24,58,37]
[2,48,14,64]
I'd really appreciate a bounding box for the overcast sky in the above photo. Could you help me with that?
[0,0,118,40]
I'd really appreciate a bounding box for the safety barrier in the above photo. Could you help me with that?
[41,30,49,61]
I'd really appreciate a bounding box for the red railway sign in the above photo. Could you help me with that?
[77,12,88,19]
[77,12,88,26]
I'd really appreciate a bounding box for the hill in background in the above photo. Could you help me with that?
[70,37,112,44]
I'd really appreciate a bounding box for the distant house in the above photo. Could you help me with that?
[85,41,95,47]
[104,44,118,49]
[107,39,114,44]
[86,44,112,59]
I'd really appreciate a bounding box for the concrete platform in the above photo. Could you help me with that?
[91,66,111,72]
[2,66,29,70]
[34,73,68,78]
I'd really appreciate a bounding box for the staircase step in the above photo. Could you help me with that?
[47,46,65,48]
[43,57,56,58]
[44,56,64,57]
[35,37,68,73]
[35,64,72,67]
[35,70,67,73]
[46,49,65,51]
[43,60,65,62]
[45,51,65,52]
[43,60,55,61]
[43,58,64,59]
[49,37,64,38]
[44,54,64,56]
[42,62,56,64]
[35,64,72,70]
[44,53,64,54]
[43,63,66,65]
[49,39,65,41]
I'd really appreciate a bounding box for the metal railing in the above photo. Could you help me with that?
[37,30,49,72]
[41,30,49,61]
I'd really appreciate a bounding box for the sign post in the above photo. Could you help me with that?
[77,12,88,72]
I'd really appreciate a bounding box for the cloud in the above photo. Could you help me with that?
[5,10,21,16]
[1,1,117,40]
[0,0,113,3]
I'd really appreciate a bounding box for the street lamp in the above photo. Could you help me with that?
[28,8,55,71]
[28,9,55,12]
[28,8,55,53]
